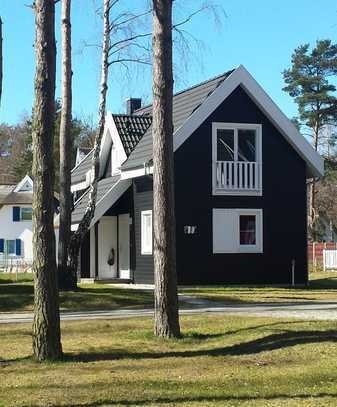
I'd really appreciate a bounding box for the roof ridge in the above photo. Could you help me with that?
[134,69,235,113]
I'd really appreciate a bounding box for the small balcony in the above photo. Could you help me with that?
[214,160,262,195]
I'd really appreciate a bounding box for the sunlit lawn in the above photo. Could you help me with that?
[1,314,337,406]
[180,272,337,304]
[2,272,337,314]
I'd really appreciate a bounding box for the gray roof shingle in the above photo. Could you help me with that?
[113,114,152,156]
[72,175,120,224]
[122,70,234,170]
[0,185,33,205]
[71,149,93,185]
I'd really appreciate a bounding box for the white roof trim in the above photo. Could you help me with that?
[14,175,33,192]
[98,112,128,178]
[71,148,93,174]
[173,65,324,178]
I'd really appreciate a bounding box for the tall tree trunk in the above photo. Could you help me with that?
[0,17,3,107]
[32,0,62,361]
[67,0,110,279]
[152,0,180,338]
[58,0,74,289]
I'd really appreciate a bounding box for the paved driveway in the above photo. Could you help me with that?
[2,296,337,324]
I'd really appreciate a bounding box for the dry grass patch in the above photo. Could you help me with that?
[181,272,337,304]
[1,314,337,406]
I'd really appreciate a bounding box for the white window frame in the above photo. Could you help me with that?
[212,122,262,196]
[141,210,153,255]
[213,208,263,254]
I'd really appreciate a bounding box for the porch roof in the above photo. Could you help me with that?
[71,175,131,228]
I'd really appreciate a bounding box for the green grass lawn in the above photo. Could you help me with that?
[1,314,337,406]
[180,272,337,304]
[2,271,337,314]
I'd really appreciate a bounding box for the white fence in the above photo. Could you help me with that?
[323,249,337,271]
[0,254,33,272]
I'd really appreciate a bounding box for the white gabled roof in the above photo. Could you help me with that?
[14,175,33,192]
[173,65,324,178]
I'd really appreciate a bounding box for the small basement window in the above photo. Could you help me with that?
[141,210,153,255]
[213,209,263,253]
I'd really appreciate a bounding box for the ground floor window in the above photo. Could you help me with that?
[0,239,21,256]
[213,209,263,253]
[141,210,153,255]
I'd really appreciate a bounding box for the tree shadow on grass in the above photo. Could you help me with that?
[66,329,337,363]
[0,284,34,312]
[48,392,337,407]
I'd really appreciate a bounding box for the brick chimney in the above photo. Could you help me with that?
[126,98,142,115]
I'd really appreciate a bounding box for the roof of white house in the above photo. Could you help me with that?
[0,175,33,206]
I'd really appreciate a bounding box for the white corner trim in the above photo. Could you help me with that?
[173,65,324,178]
[14,175,33,192]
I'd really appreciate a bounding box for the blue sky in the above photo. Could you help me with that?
[1,0,337,125]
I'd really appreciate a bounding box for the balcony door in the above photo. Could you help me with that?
[212,123,262,195]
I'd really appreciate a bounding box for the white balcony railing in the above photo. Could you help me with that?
[215,161,262,193]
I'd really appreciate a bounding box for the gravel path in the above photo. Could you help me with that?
[1,296,337,324]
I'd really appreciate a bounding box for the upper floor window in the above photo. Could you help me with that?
[13,207,32,222]
[212,123,262,196]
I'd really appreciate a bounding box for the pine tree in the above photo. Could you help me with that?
[283,39,337,237]
[32,0,62,361]
[152,0,180,338]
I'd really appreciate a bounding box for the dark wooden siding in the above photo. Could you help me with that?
[174,85,308,285]
[133,177,154,283]
[80,231,90,278]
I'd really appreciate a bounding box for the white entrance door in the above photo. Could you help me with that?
[118,214,130,279]
[98,216,118,279]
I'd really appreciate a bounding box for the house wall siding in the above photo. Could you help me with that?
[0,204,33,261]
[132,85,308,285]
[133,179,154,284]
[174,85,308,284]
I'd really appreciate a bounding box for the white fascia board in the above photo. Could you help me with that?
[173,65,324,178]
[71,180,88,192]
[90,179,132,227]
[120,165,153,180]
[98,112,128,178]
[14,175,33,192]
[98,112,114,177]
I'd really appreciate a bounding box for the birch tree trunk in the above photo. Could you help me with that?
[152,0,180,338]
[67,0,110,279]
[32,0,62,361]
[0,17,3,107]
[58,0,74,289]
[308,125,319,238]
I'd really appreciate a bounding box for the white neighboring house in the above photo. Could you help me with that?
[0,175,34,264]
